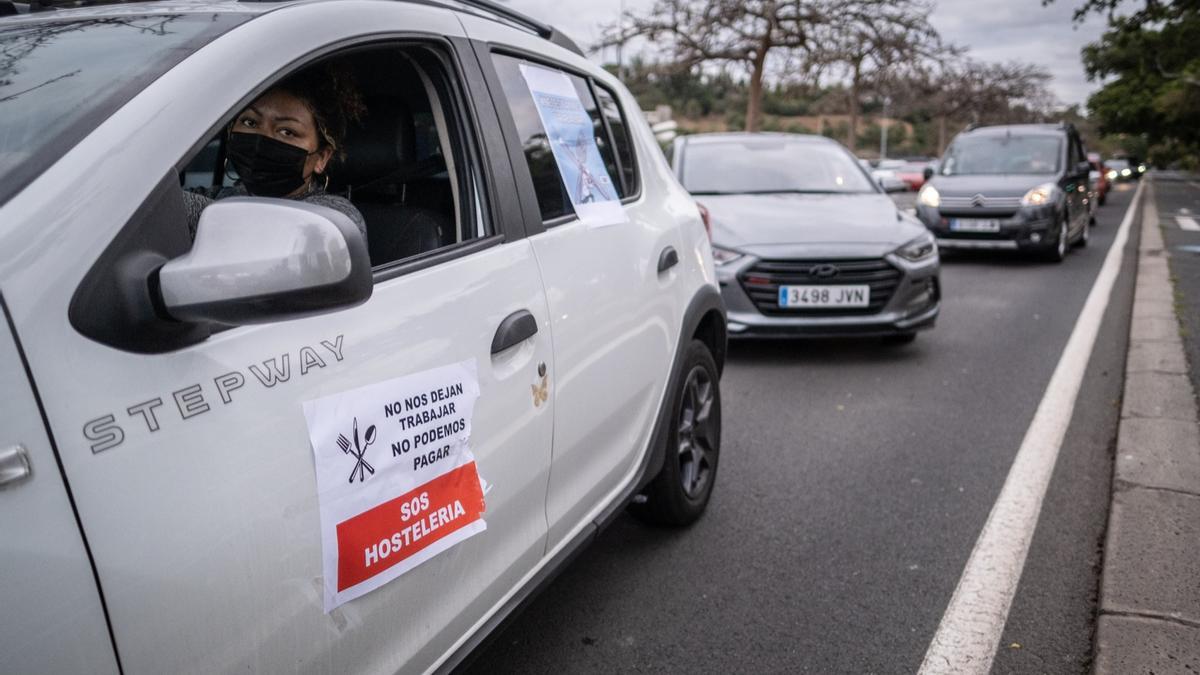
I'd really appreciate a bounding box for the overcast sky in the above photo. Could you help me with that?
[506,0,1110,107]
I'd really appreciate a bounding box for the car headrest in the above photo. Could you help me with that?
[336,97,415,190]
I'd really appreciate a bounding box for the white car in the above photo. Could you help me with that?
[0,1,726,672]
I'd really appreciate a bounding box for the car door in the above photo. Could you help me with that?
[1065,133,1089,233]
[0,5,552,672]
[0,304,120,675]
[472,35,683,550]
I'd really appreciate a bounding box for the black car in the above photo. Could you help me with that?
[916,123,1093,262]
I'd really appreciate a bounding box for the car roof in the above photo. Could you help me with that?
[0,0,585,54]
[682,132,840,146]
[960,124,1068,138]
[0,0,263,21]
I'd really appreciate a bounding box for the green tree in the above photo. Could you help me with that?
[1051,0,1200,164]
[1082,10,1200,163]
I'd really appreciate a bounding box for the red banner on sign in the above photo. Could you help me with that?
[335,462,486,591]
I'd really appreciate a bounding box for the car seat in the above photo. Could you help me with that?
[336,97,454,267]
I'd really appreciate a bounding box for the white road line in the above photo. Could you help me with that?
[1177,215,1200,231]
[918,180,1147,675]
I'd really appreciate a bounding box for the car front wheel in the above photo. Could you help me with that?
[1043,215,1069,263]
[630,339,721,527]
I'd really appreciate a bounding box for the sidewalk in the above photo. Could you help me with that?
[1093,178,1200,673]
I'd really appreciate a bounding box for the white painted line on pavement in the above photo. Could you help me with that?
[1177,215,1200,231]
[918,180,1147,675]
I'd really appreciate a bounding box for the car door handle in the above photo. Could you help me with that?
[0,445,32,488]
[491,310,538,354]
[657,246,679,274]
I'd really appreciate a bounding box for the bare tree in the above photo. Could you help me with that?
[600,0,838,131]
[815,0,942,150]
[895,57,1054,152]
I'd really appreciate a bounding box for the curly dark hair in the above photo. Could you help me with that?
[274,60,367,162]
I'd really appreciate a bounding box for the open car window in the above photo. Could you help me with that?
[180,44,490,270]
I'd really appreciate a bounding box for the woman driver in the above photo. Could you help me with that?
[183,62,367,238]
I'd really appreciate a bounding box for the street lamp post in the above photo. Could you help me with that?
[880,96,889,160]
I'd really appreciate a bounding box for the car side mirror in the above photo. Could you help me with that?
[923,167,934,181]
[157,198,372,325]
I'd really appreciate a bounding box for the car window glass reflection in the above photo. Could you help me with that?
[682,140,877,195]
[941,136,1063,176]
[0,14,248,203]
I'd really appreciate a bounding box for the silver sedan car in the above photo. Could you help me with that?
[671,133,941,343]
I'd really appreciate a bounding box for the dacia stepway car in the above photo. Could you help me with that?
[0,1,726,672]
[916,123,1093,262]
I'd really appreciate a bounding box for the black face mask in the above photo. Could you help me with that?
[226,132,316,198]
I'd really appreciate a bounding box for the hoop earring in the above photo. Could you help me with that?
[320,173,330,191]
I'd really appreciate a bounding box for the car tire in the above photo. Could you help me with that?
[1042,215,1069,263]
[883,332,917,345]
[629,339,721,527]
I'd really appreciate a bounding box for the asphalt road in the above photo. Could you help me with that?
[466,184,1140,674]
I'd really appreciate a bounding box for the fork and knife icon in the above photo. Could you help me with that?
[337,417,377,484]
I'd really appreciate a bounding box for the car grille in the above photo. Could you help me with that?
[739,258,901,317]
[939,195,1022,209]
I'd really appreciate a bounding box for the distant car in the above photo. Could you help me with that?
[1105,158,1137,182]
[895,159,935,191]
[871,167,910,193]
[857,159,907,192]
[916,123,1092,262]
[1087,152,1109,207]
[673,133,940,343]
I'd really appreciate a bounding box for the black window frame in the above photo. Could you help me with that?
[588,80,640,202]
[476,43,641,233]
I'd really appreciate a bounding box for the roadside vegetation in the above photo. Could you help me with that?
[1068,0,1200,168]
[600,0,1198,165]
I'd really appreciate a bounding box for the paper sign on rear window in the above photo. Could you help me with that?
[519,63,628,228]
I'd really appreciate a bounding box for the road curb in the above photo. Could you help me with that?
[1095,179,1200,674]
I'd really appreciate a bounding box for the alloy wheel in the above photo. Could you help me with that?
[677,365,716,499]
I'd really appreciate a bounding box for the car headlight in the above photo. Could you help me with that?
[1138,164,1146,173]
[1021,183,1060,207]
[1106,170,1117,180]
[895,232,937,262]
[711,245,744,266]
[918,185,940,208]
[1121,168,1131,176]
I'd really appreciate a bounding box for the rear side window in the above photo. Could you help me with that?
[593,85,637,197]
[490,54,630,222]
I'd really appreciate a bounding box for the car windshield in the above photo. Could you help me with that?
[1107,159,1130,170]
[681,139,877,195]
[0,13,249,206]
[940,135,1063,176]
